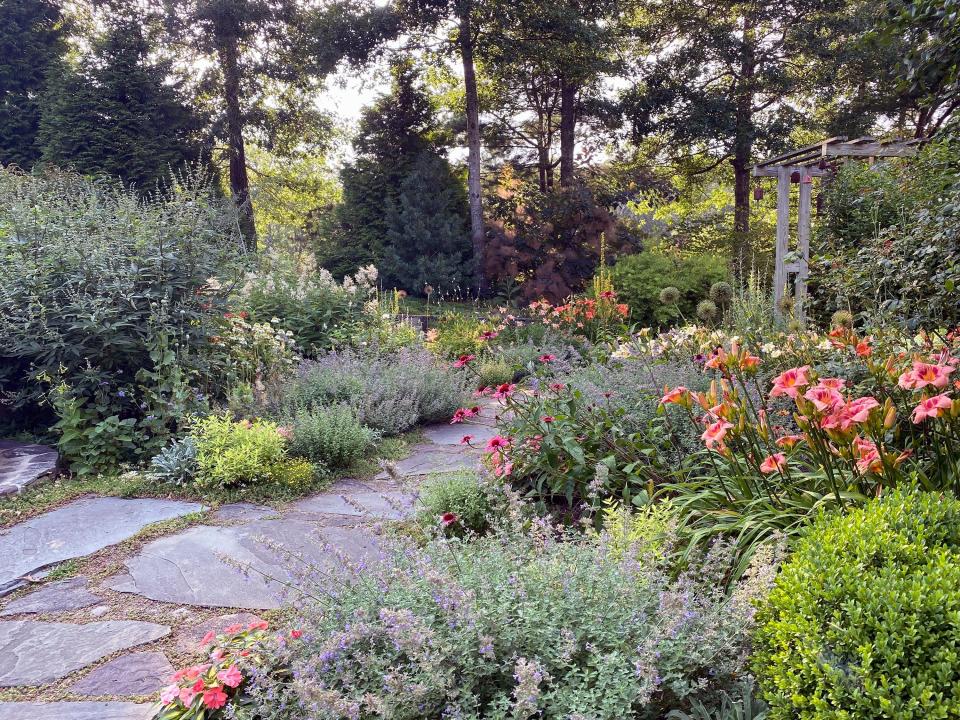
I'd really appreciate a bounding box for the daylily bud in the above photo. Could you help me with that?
[883,402,897,429]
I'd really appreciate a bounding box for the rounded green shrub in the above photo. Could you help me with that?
[754,489,960,719]
[289,405,378,469]
[476,359,514,389]
[611,250,729,328]
[417,471,494,537]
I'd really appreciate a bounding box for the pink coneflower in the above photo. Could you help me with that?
[541,415,555,423]
[441,512,459,527]
[492,383,516,399]
[538,354,556,363]
[480,330,499,340]
[486,435,510,451]
[460,434,474,445]
[453,354,476,368]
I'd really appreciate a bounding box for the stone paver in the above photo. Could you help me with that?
[423,421,498,446]
[0,441,58,497]
[0,578,100,616]
[68,652,173,697]
[375,443,481,479]
[287,480,416,520]
[0,497,205,596]
[0,702,155,720]
[0,620,169,686]
[108,520,379,610]
[211,503,277,523]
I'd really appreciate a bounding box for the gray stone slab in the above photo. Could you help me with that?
[375,444,481,480]
[211,503,277,523]
[0,620,170,686]
[422,421,498,446]
[68,651,173,696]
[0,441,58,497]
[0,497,205,596]
[287,482,416,520]
[0,702,155,720]
[0,578,100,616]
[108,520,380,610]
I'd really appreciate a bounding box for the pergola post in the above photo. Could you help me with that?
[796,176,812,321]
[773,166,791,319]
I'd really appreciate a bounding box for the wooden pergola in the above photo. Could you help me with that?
[752,136,925,322]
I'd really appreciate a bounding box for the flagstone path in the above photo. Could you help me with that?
[0,408,496,719]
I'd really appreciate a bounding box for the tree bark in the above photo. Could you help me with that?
[731,16,756,238]
[559,77,576,188]
[457,1,487,295]
[216,33,257,250]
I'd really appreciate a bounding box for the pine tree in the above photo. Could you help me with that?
[332,59,473,292]
[38,14,210,191]
[0,0,66,169]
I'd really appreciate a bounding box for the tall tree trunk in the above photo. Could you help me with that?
[457,1,486,295]
[216,33,256,250]
[559,77,576,188]
[731,17,756,238]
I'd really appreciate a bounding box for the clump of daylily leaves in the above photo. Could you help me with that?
[658,325,960,570]
[155,620,302,719]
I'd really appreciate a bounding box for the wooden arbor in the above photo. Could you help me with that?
[752,136,924,322]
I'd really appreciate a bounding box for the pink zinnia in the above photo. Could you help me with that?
[770,366,811,398]
[203,686,229,709]
[217,665,243,689]
[911,393,953,423]
[759,453,787,474]
[701,420,733,449]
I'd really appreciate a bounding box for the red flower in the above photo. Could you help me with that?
[460,434,475,445]
[480,330,499,340]
[541,415,555,423]
[290,629,303,639]
[247,620,269,631]
[549,383,566,392]
[538,354,557,363]
[492,383,516,399]
[203,686,229,709]
[599,290,616,299]
[200,630,216,647]
[217,665,243,688]
[485,435,511,451]
[453,354,476,368]
[224,624,244,634]
[450,408,468,424]
[441,512,459,527]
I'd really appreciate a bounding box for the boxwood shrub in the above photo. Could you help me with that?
[754,488,960,719]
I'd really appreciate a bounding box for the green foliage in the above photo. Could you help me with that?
[38,13,211,191]
[0,0,65,169]
[149,437,199,486]
[270,346,469,436]
[667,682,768,720]
[417,471,494,537]
[192,414,317,491]
[810,138,960,329]
[754,489,960,719]
[245,522,776,719]
[288,405,378,469]
[610,250,730,327]
[476,358,515,389]
[239,251,379,355]
[326,59,472,291]
[0,167,244,465]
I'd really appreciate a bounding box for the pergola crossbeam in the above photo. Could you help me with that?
[750,135,925,324]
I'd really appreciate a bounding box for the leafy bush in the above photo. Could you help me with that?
[810,138,960,329]
[0,167,244,465]
[476,359,515,389]
[273,346,469,435]
[244,522,778,719]
[150,437,198,486]
[288,405,378,469]
[754,489,960,719]
[610,250,730,328]
[417,471,494,537]
[192,414,317,491]
[239,250,382,355]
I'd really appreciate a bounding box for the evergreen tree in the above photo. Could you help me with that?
[38,14,210,190]
[382,152,472,293]
[0,0,66,169]
[332,60,472,293]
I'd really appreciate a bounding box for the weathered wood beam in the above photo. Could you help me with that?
[824,142,919,158]
[752,166,830,177]
[753,136,847,168]
[773,166,792,319]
